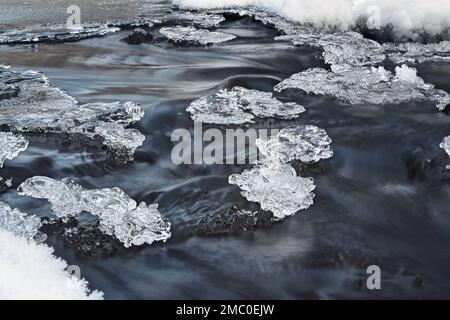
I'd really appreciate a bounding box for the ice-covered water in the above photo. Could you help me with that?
[1,1,450,299]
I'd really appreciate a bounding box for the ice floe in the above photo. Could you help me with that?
[0,229,103,300]
[0,132,28,168]
[0,201,42,241]
[229,125,333,220]
[0,66,145,162]
[187,86,305,124]
[274,65,450,110]
[18,176,171,248]
[160,26,236,45]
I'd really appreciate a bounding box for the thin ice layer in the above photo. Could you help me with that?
[0,132,29,168]
[0,229,103,300]
[187,87,305,124]
[0,66,145,162]
[229,163,316,220]
[440,135,450,158]
[383,41,450,64]
[0,201,42,240]
[257,125,333,164]
[160,26,236,45]
[169,11,225,28]
[274,65,450,110]
[18,176,171,248]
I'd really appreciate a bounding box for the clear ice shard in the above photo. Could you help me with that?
[0,132,29,168]
[229,163,316,220]
[159,26,236,45]
[0,201,42,240]
[257,125,333,164]
[383,41,450,64]
[187,86,305,124]
[440,136,450,158]
[0,66,145,162]
[229,125,333,220]
[169,11,225,28]
[274,65,450,110]
[0,22,121,45]
[18,176,171,248]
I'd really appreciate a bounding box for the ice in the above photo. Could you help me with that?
[18,176,171,248]
[257,125,333,164]
[160,26,236,45]
[0,132,29,168]
[383,41,450,64]
[0,66,145,162]
[229,163,316,220]
[277,31,385,68]
[0,229,103,300]
[187,86,305,124]
[0,201,42,241]
[440,136,450,158]
[170,11,226,28]
[274,65,450,110]
[0,22,120,45]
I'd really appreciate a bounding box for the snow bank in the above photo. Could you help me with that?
[0,229,103,300]
[173,0,450,37]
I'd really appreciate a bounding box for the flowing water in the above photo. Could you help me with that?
[1,2,450,299]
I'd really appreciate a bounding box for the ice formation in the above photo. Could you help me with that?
[18,176,171,248]
[0,201,42,240]
[274,65,450,110]
[0,132,29,168]
[0,229,103,300]
[0,22,121,45]
[440,136,450,158]
[256,125,333,164]
[187,86,305,124]
[160,26,236,45]
[229,163,316,220]
[169,11,226,28]
[229,125,333,220]
[0,66,145,162]
[383,41,450,64]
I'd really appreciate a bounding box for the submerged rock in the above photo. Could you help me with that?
[18,176,171,248]
[187,86,305,124]
[196,206,258,235]
[160,26,236,45]
[274,65,450,110]
[0,132,28,168]
[0,66,145,163]
[124,28,153,45]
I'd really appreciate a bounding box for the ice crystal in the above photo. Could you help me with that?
[0,201,42,240]
[160,26,236,45]
[187,87,305,124]
[0,132,28,168]
[18,176,171,248]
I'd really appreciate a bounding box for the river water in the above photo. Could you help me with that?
[1,2,450,299]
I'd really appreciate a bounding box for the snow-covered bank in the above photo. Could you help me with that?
[0,229,103,300]
[173,0,450,38]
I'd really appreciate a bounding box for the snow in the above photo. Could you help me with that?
[0,229,103,300]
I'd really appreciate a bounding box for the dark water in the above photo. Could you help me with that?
[1,16,450,299]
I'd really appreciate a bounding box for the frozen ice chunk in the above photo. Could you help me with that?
[274,65,450,110]
[187,87,305,124]
[0,132,28,168]
[0,229,103,300]
[440,136,450,158]
[0,66,145,162]
[383,41,450,64]
[170,11,225,28]
[277,31,385,68]
[18,176,171,248]
[257,125,333,164]
[229,163,316,220]
[0,201,42,240]
[160,26,236,45]
[0,22,120,45]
